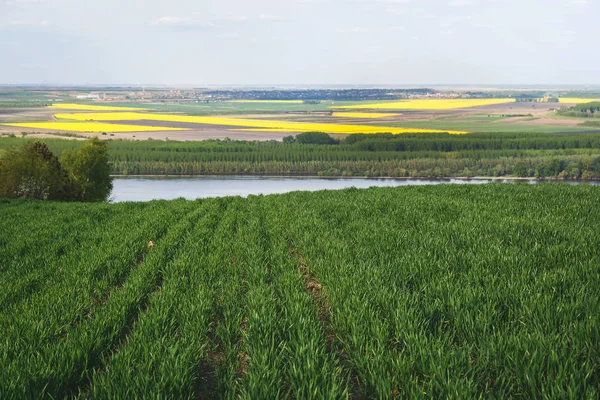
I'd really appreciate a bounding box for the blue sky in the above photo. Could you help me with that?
[0,0,598,85]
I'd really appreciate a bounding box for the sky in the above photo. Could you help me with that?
[0,0,598,85]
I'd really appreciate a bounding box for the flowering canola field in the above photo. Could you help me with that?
[53,112,467,134]
[4,122,186,133]
[333,98,515,110]
[48,103,148,111]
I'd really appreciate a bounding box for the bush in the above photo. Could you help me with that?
[282,135,296,144]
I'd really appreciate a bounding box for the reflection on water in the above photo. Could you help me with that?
[109,176,595,202]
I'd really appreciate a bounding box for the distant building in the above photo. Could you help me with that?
[76,94,101,100]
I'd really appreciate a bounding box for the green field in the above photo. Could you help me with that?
[101,101,361,115]
[1,184,599,398]
[369,120,599,134]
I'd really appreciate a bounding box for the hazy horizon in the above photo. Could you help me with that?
[1,0,598,85]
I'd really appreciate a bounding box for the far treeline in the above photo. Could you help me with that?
[558,102,600,119]
[2,131,600,180]
[0,137,112,201]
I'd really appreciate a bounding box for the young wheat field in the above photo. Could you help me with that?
[1,184,599,399]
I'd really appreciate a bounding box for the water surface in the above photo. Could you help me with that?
[109,176,557,202]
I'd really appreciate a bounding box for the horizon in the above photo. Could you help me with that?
[2,84,600,90]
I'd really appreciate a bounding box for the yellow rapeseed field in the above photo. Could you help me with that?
[332,112,399,118]
[4,122,186,133]
[53,112,467,135]
[332,98,515,110]
[48,103,148,111]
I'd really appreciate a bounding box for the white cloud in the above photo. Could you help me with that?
[449,0,476,6]
[7,19,50,27]
[217,32,240,38]
[220,15,249,22]
[386,7,409,14]
[258,14,281,21]
[4,0,46,5]
[152,16,189,26]
[151,16,214,30]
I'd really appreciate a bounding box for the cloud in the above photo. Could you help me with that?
[571,0,590,3]
[220,16,249,22]
[3,19,50,28]
[258,14,282,21]
[449,0,476,6]
[151,16,214,30]
[355,0,412,3]
[4,0,46,5]
[386,7,409,14]
[336,26,367,33]
[217,33,240,39]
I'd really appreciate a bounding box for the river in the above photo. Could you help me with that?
[108,176,598,202]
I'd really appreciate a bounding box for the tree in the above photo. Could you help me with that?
[282,135,296,144]
[61,137,113,202]
[295,131,339,145]
[0,141,72,200]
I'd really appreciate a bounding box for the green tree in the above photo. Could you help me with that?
[61,137,113,202]
[0,141,72,200]
[296,131,339,145]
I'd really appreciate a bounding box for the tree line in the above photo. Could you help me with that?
[558,102,600,118]
[2,132,600,181]
[0,137,112,201]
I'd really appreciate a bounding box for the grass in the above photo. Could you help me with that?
[0,184,599,398]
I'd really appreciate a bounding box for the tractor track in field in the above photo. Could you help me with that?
[289,245,365,399]
[195,323,225,399]
[195,202,249,399]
